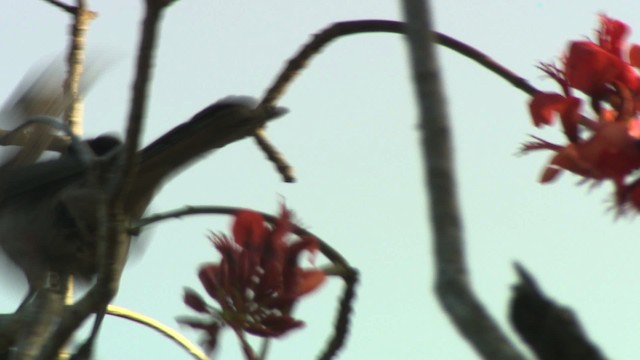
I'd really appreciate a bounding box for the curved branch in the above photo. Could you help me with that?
[134,205,349,266]
[106,304,208,360]
[255,19,539,185]
[261,19,539,108]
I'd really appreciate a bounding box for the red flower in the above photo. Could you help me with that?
[180,207,325,346]
[523,16,640,214]
[565,16,639,99]
[523,121,640,183]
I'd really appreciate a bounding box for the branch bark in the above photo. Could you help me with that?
[400,1,526,359]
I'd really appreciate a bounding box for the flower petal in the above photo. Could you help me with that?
[629,44,640,68]
[183,288,210,313]
[598,15,630,57]
[246,315,304,337]
[565,41,637,97]
[198,264,223,301]
[528,93,566,127]
[233,210,266,249]
[294,270,326,296]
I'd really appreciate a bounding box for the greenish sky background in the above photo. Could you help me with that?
[1,1,640,358]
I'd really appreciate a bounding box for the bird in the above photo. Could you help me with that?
[0,68,288,306]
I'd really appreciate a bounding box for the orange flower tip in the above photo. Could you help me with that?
[295,270,327,296]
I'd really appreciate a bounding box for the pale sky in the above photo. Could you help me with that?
[1,1,640,359]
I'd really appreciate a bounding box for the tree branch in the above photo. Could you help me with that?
[35,1,174,358]
[106,304,208,360]
[401,1,526,359]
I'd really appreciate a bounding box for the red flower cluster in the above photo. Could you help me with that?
[180,208,325,352]
[522,15,640,213]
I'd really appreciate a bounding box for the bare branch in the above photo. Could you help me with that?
[35,1,175,358]
[63,1,97,134]
[43,0,76,14]
[106,304,208,360]
[261,20,538,109]
[401,1,526,359]
[255,19,540,184]
[253,128,295,182]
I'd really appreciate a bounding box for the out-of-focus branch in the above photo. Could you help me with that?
[256,19,540,184]
[106,304,208,360]
[44,0,75,14]
[0,130,69,151]
[63,1,96,135]
[36,1,175,358]
[400,1,526,360]
[252,128,295,183]
[14,279,67,360]
[261,20,538,110]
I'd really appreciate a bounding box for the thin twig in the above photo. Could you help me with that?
[401,1,526,360]
[317,266,358,360]
[253,128,295,182]
[43,0,76,14]
[256,19,540,184]
[134,205,349,265]
[106,304,208,360]
[261,20,538,109]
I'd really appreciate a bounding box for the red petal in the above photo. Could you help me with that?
[598,15,630,56]
[566,41,637,97]
[198,264,223,301]
[183,288,209,313]
[629,44,640,68]
[233,211,266,248]
[529,93,566,127]
[540,145,592,183]
[294,270,326,296]
[271,206,292,243]
[246,315,304,337]
[520,136,563,154]
[558,96,581,142]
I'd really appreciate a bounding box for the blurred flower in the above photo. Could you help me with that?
[179,207,325,353]
[522,15,640,214]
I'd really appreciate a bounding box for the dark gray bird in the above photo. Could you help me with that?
[0,70,287,304]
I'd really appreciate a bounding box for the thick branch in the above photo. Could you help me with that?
[401,1,526,359]
[35,1,172,358]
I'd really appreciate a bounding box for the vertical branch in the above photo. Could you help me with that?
[36,1,175,358]
[400,1,526,359]
[63,1,96,135]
